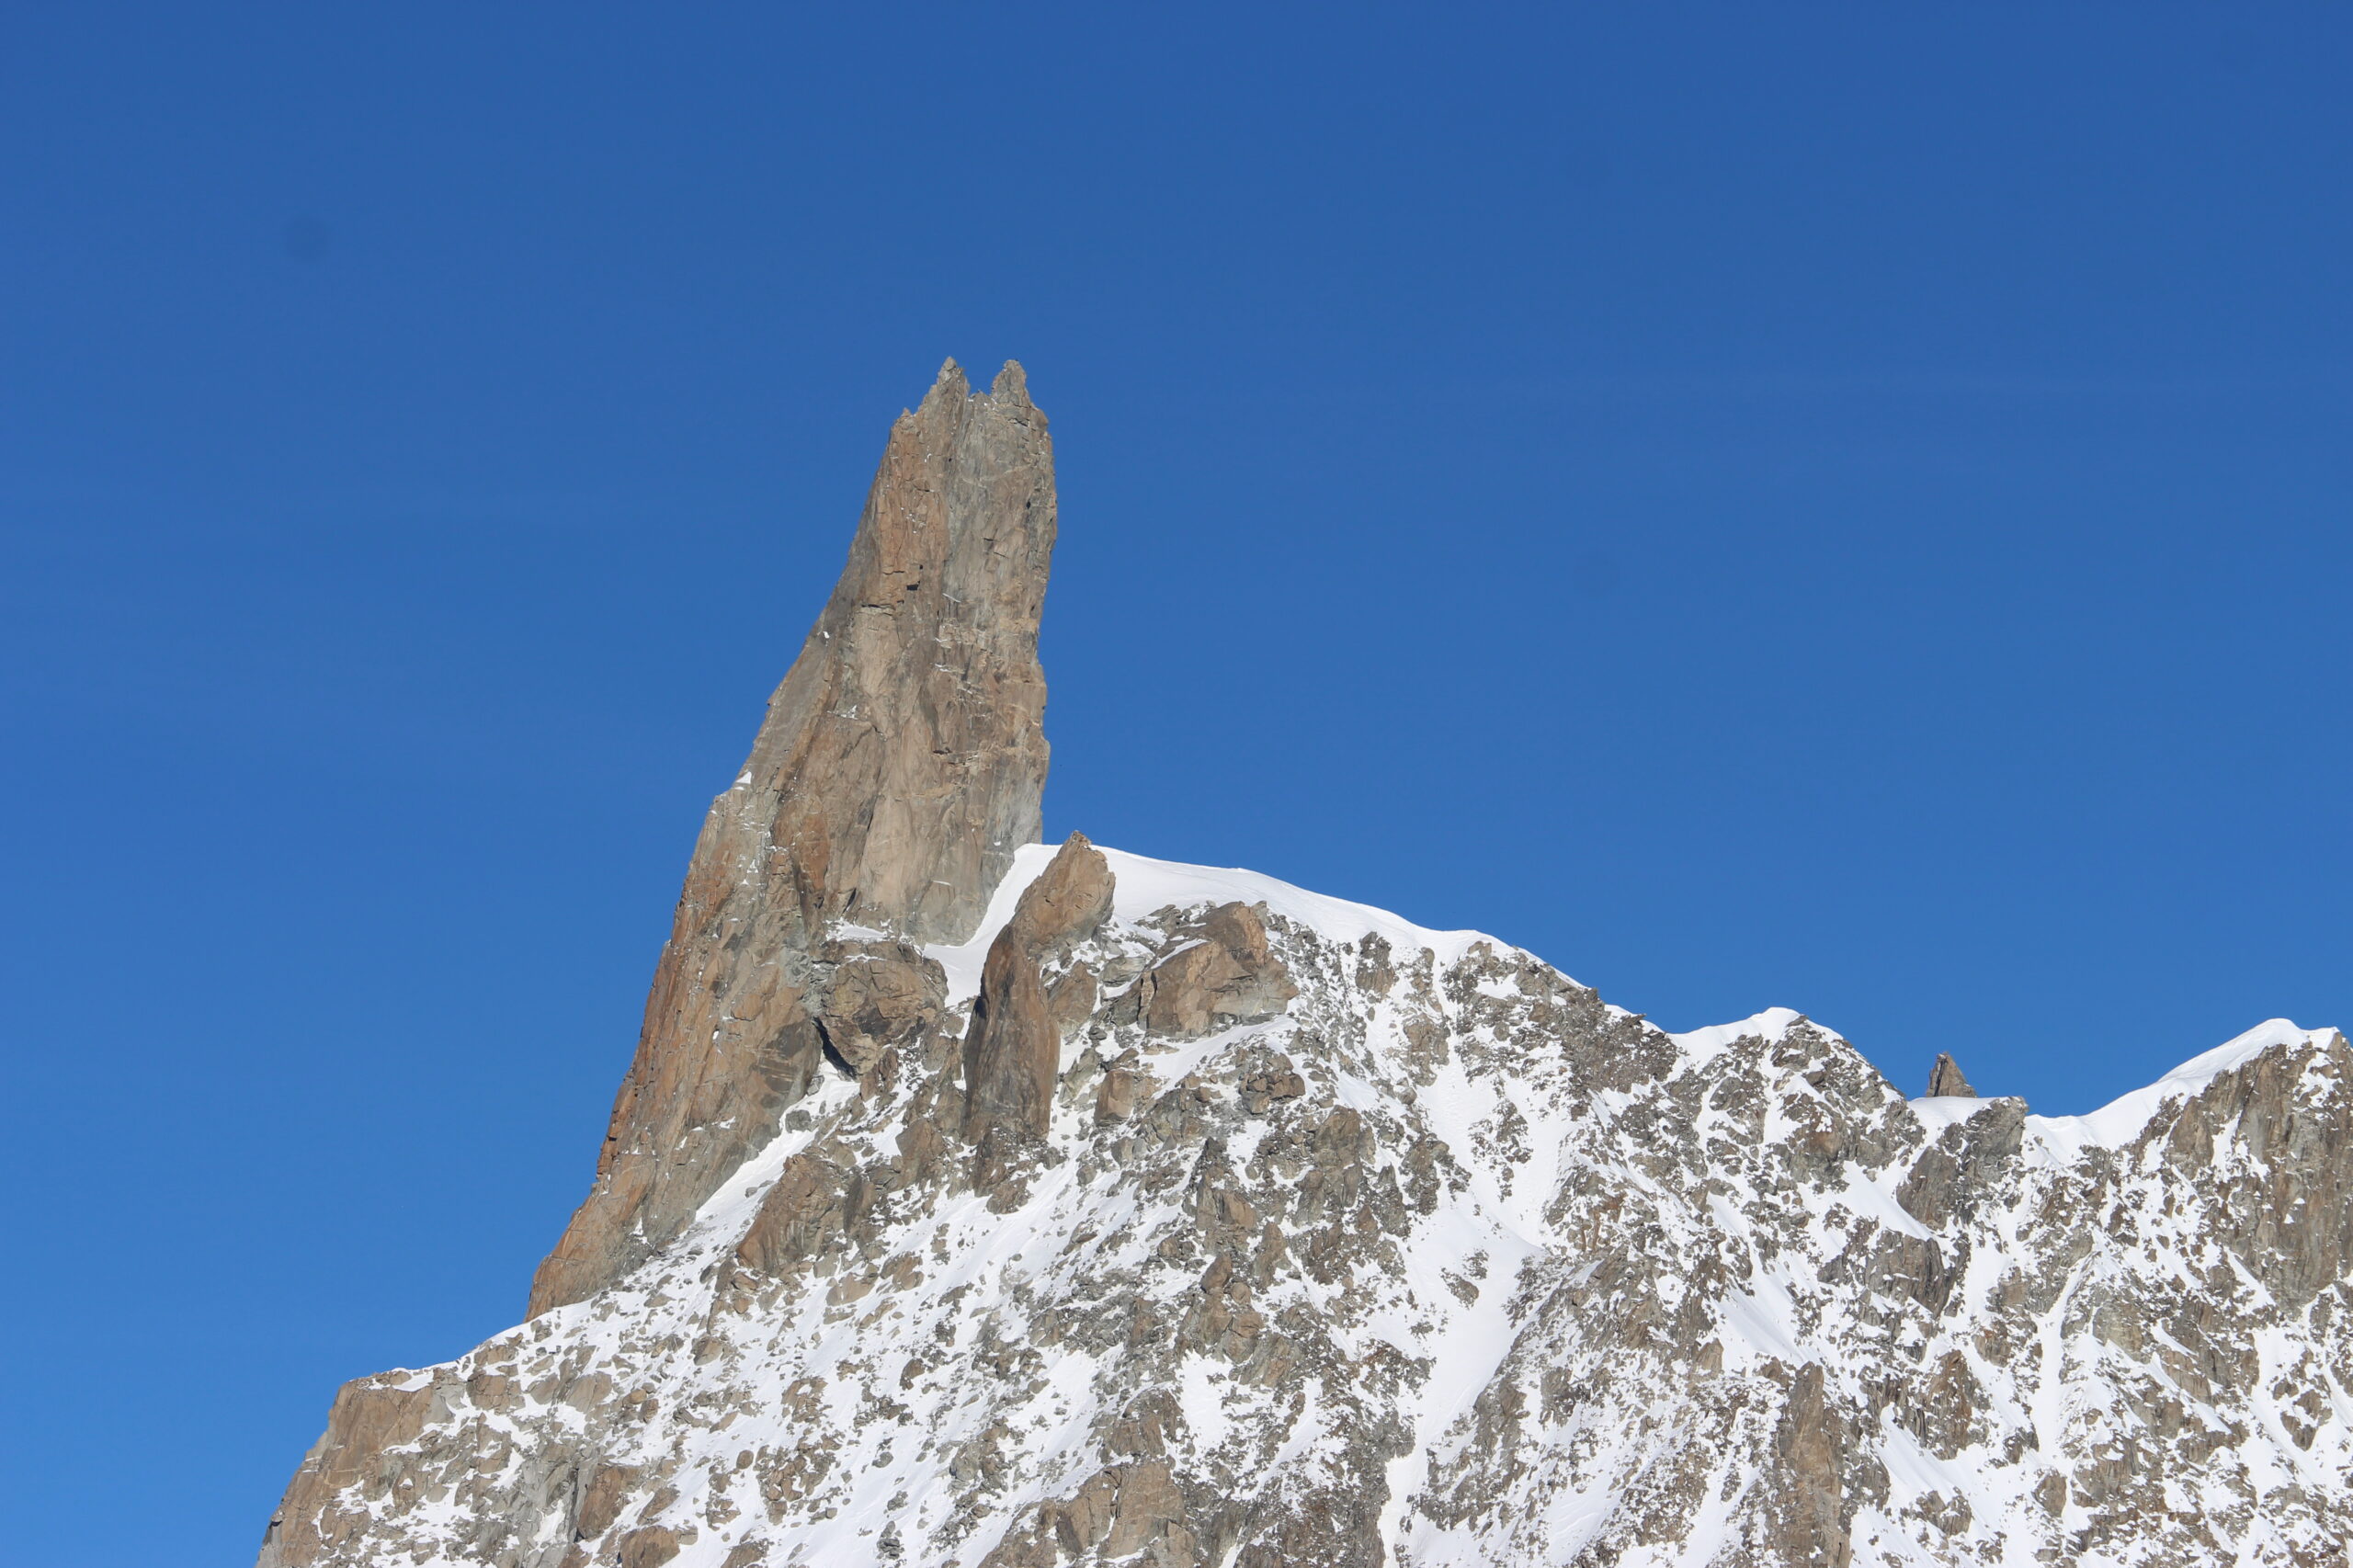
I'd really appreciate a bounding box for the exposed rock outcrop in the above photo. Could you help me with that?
[811,938,946,1080]
[1118,901,1297,1038]
[1924,1051,1976,1097]
[257,1369,449,1566]
[527,358,1055,1315]
[962,832,1114,1164]
[263,847,2353,1566]
[261,366,2353,1568]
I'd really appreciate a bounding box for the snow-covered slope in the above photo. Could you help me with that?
[260,845,2353,1568]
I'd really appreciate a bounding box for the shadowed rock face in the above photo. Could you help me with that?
[526,359,1054,1315]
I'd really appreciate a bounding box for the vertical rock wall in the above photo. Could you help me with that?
[527,360,1055,1314]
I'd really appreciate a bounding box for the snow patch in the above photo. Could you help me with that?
[1669,1006,1819,1063]
[927,842,1506,1005]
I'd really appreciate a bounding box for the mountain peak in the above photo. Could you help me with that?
[1924,1051,1976,1097]
[259,374,2353,1568]
[524,360,1055,1315]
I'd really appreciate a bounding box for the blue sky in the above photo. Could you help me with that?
[4,6,2348,1561]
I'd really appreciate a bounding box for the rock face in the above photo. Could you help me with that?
[260,367,2353,1567]
[1122,900,1297,1039]
[527,358,1055,1316]
[1924,1052,1975,1098]
[961,832,1115,1169]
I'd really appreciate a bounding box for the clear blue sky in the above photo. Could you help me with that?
[4,6,2347,1561]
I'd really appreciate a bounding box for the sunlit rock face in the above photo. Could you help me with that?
[259,368,2353,1568]
[527,358,1055,1319]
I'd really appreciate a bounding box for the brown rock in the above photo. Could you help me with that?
[529,359,1056,1315]
[1772,1361,1852,1568]
[2155,1029,2353,1308]
[616,1525,681,1568]
[1046,965,1098,1033]
[1925,1052,1976,1097]
[963,834,1114,1154]
[256,1371,447,1566]
[1896,1097,2024,1232]
[1006,1460,1192,1567]
[1095,1054,1145,1123]
[574,1462,640,1540]
[1101,1460,1189,1559]
[733,1150,866,1276]
[1136,903,1298,1038]
[811,939,946,1075]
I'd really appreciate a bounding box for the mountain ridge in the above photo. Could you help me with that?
[257,366,2353,1568]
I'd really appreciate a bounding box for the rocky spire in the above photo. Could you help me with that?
[1925,1051,1976,1098]
[527,359,1055,1314]
[961,832,1115,1182]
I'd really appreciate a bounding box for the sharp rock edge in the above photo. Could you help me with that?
[261,367,2353,1568]
[528,357,1053,1317]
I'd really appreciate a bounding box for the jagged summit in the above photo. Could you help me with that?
[260,367,2353,1568]
[1922,1052,1975,1098]
[528,358,1054,1315]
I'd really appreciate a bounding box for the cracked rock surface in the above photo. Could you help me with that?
[528,358,1054,1316]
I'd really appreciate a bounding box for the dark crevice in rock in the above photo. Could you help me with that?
[813,1022,858,1082]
